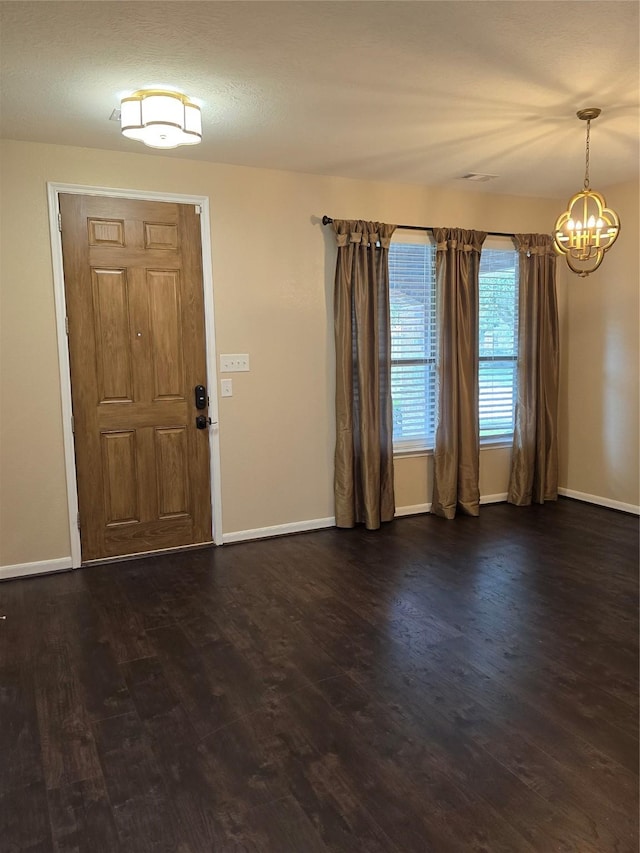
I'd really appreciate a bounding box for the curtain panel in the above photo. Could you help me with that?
[332,219,397,530]
[431,228,487,519]
[508,234,559,505]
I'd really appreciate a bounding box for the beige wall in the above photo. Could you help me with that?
[557,179,639,508]
[0,139,581,567]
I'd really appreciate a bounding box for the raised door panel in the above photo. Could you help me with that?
[91,268,134,403]
[101,431,139,526]
[144,222,178,249]
[147,270,184,401]
[155,427,189,518]
[88,218,125,247]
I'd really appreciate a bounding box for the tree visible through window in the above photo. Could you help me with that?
[389,234,518,450]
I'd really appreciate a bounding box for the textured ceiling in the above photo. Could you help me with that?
[1,1,638,198]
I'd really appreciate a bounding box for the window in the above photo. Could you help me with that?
[478,247,519,440]
[389,233,518,451]
[389,235,437,451]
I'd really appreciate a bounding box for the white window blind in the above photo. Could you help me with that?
[478,246,519,439]
[389,233,519,451]
[389,235,436,450]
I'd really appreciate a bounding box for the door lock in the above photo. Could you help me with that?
[195,415,212,429]
[195,384,207,410]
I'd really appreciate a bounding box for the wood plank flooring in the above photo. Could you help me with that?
[1,498,638,852]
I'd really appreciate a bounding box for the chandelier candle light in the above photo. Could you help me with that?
[553,108,620,277]
[120,89,202,149]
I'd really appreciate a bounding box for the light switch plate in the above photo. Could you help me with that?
[221,378,233,397]
[220,353,249,372]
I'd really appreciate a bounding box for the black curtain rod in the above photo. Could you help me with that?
[321,215,514,239]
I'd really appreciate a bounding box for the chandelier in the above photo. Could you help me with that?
[120,89,202,149]
[553,108,620,277]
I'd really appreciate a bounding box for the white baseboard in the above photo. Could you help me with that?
[396,493,508,518]
[480,492,509,505]
[558,488,639,515]
[397,490,639,517]
[395,503,431,517]
[0,556,73,582]
[222,516,336,544]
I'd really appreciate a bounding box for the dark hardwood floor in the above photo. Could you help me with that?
[1,498,638,852]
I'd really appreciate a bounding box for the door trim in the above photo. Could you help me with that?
[47,182,224,568]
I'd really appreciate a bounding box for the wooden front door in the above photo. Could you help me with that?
[60,194,213,561]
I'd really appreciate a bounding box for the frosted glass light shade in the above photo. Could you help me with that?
[120,90,202,149]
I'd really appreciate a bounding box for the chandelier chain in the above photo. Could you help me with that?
[584,119,591,190]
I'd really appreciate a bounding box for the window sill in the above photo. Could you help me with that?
[480,436,513,450]
[393,446,433,459]
[393,436,513,457]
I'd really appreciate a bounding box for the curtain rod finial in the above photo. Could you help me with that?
[322,215,333,226]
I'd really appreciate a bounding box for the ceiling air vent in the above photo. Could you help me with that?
[459,173,498,182]
[109,108,121,122]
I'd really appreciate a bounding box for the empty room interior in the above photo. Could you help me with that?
[0,2,638,851]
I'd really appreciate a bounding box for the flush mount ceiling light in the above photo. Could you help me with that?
[120,89,202,149]
[553,108,620,277]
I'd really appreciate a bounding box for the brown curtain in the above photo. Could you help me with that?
[431,228,487,519]
[332,219,397,529]
[508,234,559,505]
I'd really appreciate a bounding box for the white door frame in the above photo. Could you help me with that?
[47,182,224,568]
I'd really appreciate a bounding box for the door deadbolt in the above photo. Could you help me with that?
[195,384,207,409]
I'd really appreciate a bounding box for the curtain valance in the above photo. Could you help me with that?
[332,219,395,249]
[514,234,556,257]
[434,229,486,254]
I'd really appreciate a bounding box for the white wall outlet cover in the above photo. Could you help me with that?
[221,378,233,397]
